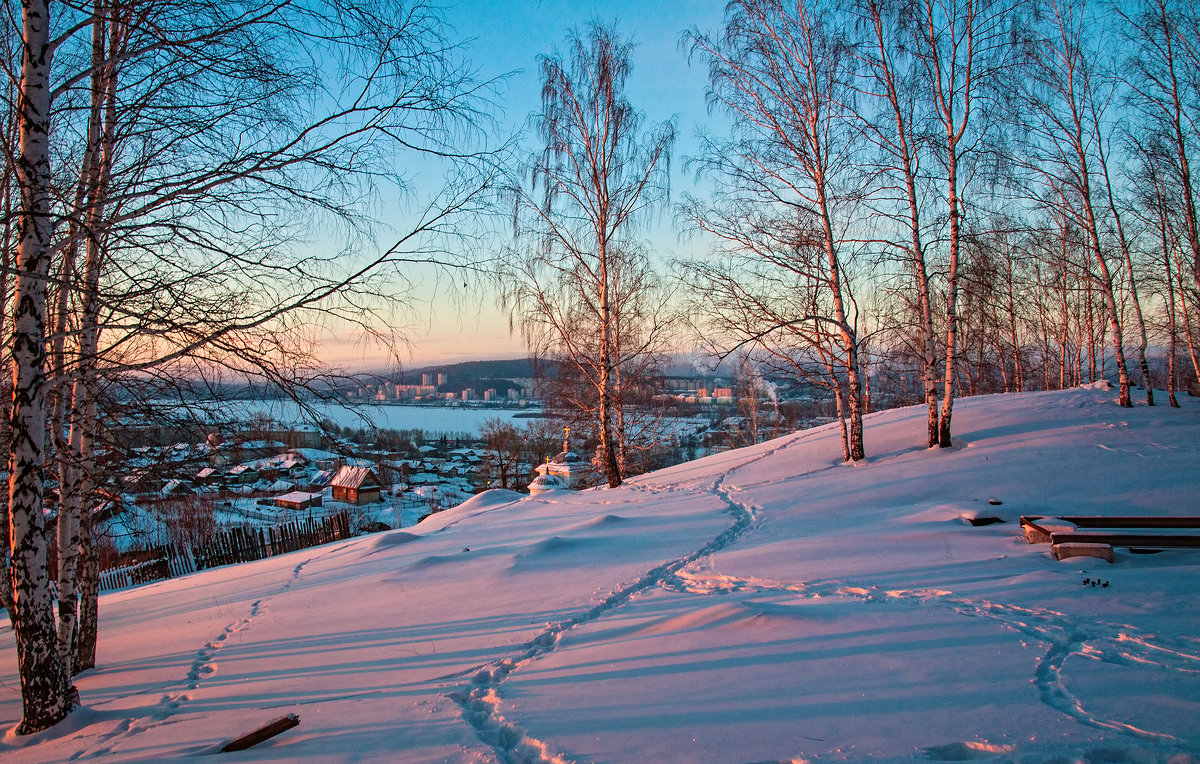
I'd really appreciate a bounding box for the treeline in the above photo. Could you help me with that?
[678,0,1199,460]
[504,1,1199,487]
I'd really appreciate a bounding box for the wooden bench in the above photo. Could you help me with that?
[1049,531,1200,549]
[1049,516,1200,529]
[1022,515,1200,543]
[1020,516,1074,544]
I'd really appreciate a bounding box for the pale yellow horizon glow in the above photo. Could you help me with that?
[320,309,528,371]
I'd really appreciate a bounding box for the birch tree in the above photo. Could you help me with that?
[909,0,1025,445]
[6,0,78,733]
[684,0,868,460]
[505,22,674,488]
[4,0,495,730]
[1021,0,1133,406]
[1118,0,1200,298]
[853,0,942,446]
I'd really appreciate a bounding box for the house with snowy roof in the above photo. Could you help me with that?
[227,464,260,484]
[265,478,296,493]
[307,469,334,489]
[274,491,324,511]
[195,466,223,485]
[159,478,194,498]
[330,465,382,505]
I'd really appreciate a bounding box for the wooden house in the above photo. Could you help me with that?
[275,491,324,511]
[330,465,383,505]
[227,464,260,484]
[195,466,223,485]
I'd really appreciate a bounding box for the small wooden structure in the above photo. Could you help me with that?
[330,465,382,505]
[275,491,324,511]
[1021,515,1200,562]
[221,713,300,752]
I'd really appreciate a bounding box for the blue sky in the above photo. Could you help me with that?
[325,1,727,370]
[448,1,723,139]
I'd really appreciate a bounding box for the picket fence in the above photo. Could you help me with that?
[99,511,353,593]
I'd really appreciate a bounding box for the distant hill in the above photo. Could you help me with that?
[365,357,565,395]
[407,358,539,382]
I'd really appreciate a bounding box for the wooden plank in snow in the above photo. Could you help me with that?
[221,713,300,752]
[1054,516,1200,529]
[1050,531,1200,549]
[1052,542,1114,563]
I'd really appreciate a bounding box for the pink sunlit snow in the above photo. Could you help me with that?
[2,384,1198,762]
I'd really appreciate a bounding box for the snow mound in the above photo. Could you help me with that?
[510,535,601,570]
[637,600,812,637]
[924,741,1017,760]
[370,531,421,551]
[453,488,524,512]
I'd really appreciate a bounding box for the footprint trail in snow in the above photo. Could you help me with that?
[76,552,322,758]
[446,433,809,763]
[448,422,1198,761]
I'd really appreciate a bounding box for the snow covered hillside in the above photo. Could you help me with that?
[2,385,1198,762]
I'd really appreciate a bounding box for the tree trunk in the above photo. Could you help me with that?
[1097,124,1152,405]
[866,0,937,446]
[597,242,621,488]
[938,145,961,448]
[70,3,122,675]
[818,186,864,461]
[1005,254,1023,392]
[1162,218,1181,408]
[1070,121,1131,405]
[1151,169,1183,407]
[8,0,76,732]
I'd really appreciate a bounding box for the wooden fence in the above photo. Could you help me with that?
[99,511,352,593]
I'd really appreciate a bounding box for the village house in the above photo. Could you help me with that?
[159,478,194,498]
[194,466,223,486]
[330,465,383,505]
[227,464,260,484]
[274,491,324,512]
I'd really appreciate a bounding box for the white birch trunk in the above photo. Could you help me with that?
[8,0,76,733]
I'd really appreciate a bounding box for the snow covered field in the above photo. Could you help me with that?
[2,384,1198,762]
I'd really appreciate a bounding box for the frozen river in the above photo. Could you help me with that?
[194,399,540,437]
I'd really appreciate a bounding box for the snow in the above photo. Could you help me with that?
[212,400,537,436]
[3,386,1199,762]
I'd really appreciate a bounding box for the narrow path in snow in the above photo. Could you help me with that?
[445,435,806,763]
[75,549,330,757]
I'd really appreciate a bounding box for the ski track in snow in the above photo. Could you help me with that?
[73,550,326,758]
[445,434,812,763]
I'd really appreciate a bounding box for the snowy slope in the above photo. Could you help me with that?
[2,385,1198,762]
